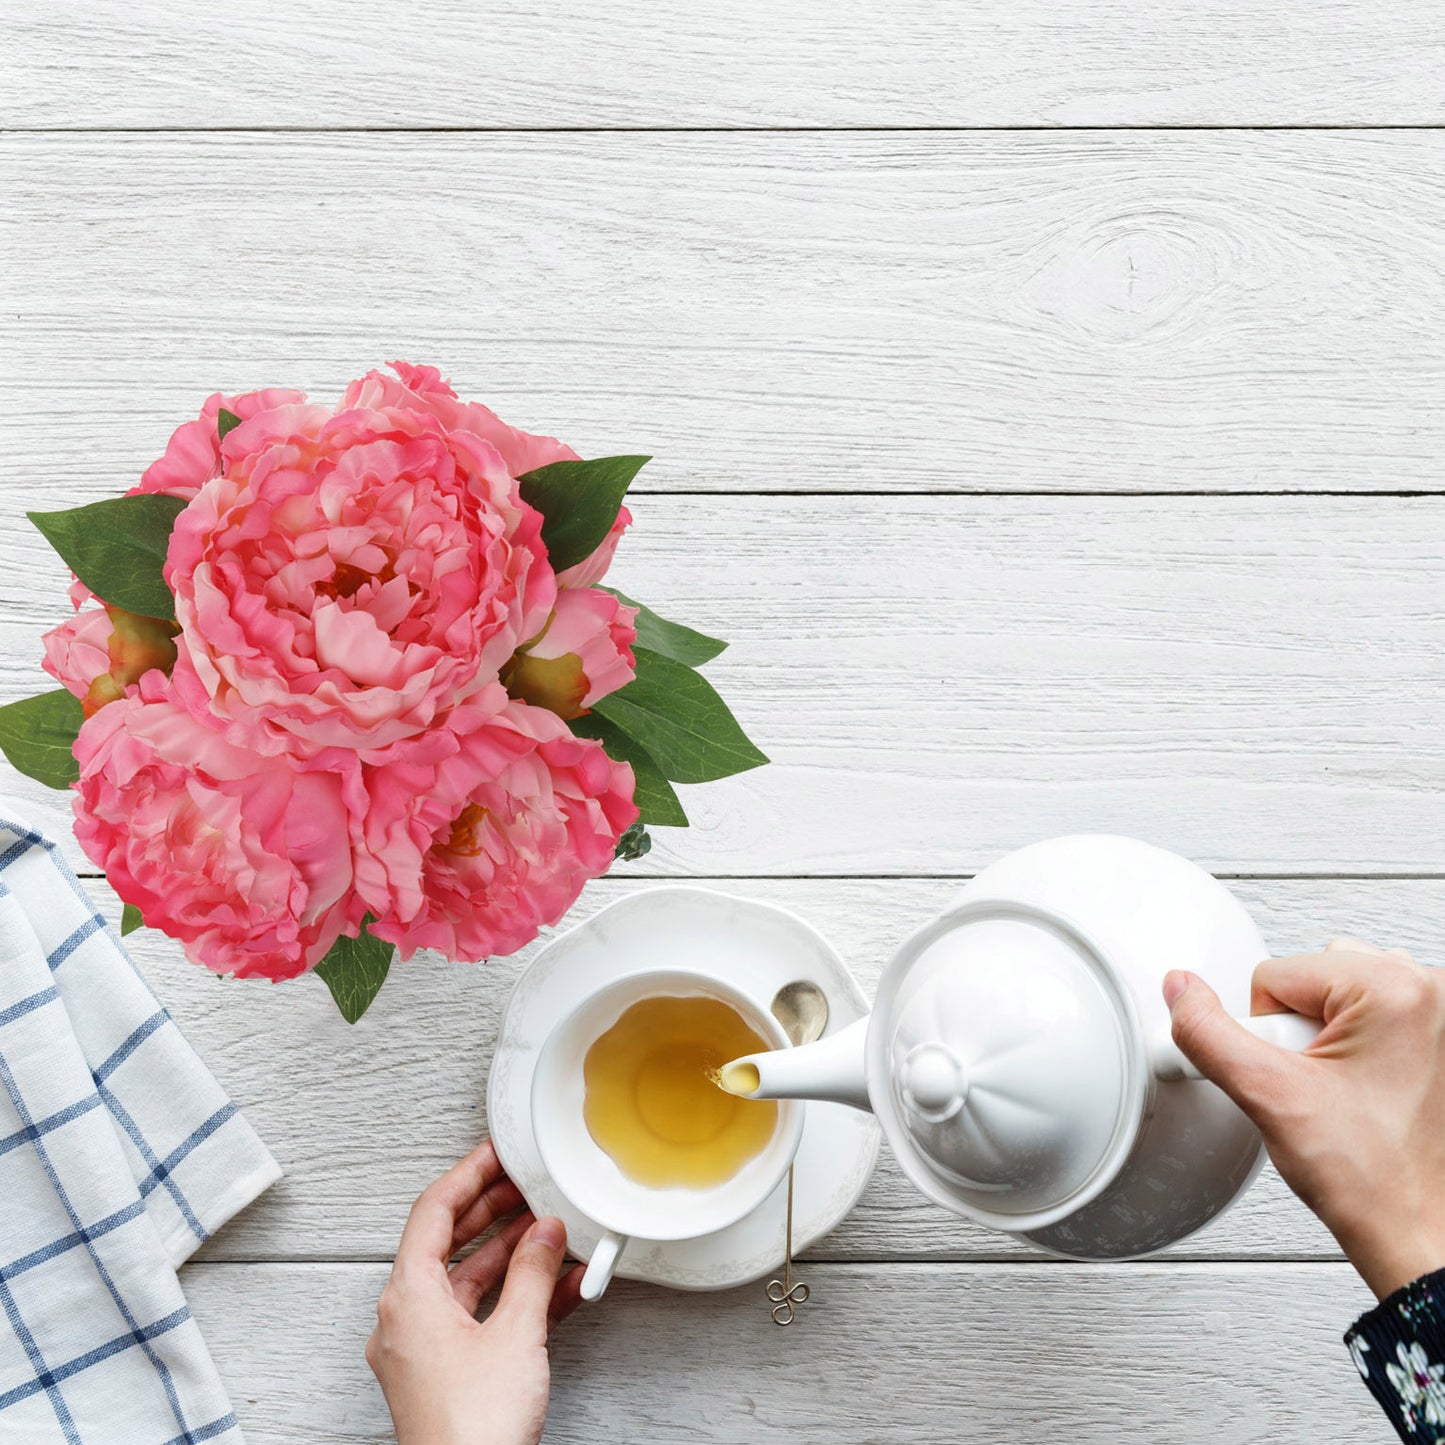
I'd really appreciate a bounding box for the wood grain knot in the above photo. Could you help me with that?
[1023,209,1238,345]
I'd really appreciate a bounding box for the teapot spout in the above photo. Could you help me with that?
[720,1016,873,1113]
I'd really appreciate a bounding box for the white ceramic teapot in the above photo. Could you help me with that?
[726,834,1322,1259]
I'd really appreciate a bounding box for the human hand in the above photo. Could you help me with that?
[366,1139,584,1445]
[1164,938,1445,1300]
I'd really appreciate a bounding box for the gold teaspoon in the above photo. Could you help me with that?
[765,979,829,1326]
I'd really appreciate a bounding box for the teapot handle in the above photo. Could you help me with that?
[1152,1011,1324,1082]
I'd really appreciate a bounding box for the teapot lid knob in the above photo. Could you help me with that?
[899,1043,968,1122]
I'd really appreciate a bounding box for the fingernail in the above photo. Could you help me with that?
[1162,970,1191,1008]
[533,1217,566,1251]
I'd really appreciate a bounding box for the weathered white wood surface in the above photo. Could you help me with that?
[183,1261,1382,1443]
[77,874,1436,1265]
[7,132,1445,496]
[6,14,1442,1439]
[5,2,1445,130]
[5,496,1441,875]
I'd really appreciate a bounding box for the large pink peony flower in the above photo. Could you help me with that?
[72,673,362,980]
[165,399,556,755]
[503,586,637,719]
[359,689,638,962]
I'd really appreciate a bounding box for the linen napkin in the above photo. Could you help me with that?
[0,807,282,1443]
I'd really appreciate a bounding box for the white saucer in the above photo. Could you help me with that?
[487,886,881,1291]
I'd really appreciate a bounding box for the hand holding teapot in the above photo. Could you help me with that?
[1165,938,1445,1300]
[728,834,1322,1259]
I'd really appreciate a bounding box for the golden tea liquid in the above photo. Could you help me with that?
[582,994,779,1189]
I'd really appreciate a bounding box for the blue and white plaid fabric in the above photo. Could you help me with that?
[0,808,281,1443]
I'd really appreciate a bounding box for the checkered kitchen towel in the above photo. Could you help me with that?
[0,808,281,1443]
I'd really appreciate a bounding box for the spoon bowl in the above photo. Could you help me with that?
[771,979,830,1049]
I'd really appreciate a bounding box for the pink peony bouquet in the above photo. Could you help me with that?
[0,364,765,1020]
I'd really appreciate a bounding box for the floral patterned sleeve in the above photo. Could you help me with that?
[1347,1267,1445,1440]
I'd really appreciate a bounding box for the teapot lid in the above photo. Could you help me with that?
[869,898,1145,1230]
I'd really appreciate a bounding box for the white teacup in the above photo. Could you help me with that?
[531,968,804,1300]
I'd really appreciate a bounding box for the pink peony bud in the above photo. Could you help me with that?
[503,587,637,720]
[42,604,180,719]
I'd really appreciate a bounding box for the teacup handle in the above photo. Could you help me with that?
[579,1230,628,1301]
[1152,1011,1323,1082]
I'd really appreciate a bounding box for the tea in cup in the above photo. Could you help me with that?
[531,969,804,1299]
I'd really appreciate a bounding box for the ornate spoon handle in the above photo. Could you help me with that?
[765,1167,809,1326]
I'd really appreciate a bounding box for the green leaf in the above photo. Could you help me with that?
[315,920,394,1024]
[120,903,143,936]
[592,648,768,785]
[614,822,652,862]
[602,589,726,667]
[517,455,649,572]
[216,407,242,440]
[0,689,83,789]
[569,713,688,827]
[28,494,188,620]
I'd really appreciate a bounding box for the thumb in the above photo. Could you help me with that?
[1164,970,1292,1124]
[495,1216,567,1333]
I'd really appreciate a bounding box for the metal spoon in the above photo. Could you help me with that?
[765,980,829,1325]
[771,979,830,1052]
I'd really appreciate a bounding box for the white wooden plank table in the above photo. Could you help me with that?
[3,7,1442,1440]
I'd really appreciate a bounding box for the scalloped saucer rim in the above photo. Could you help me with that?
[486,884,881,1292]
